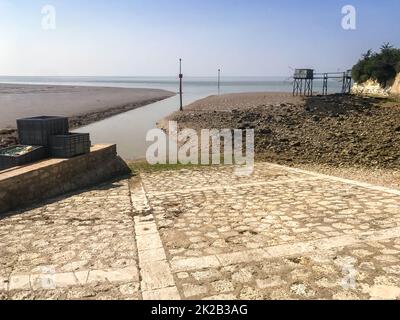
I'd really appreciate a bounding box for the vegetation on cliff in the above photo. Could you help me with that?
[352,43,400,87]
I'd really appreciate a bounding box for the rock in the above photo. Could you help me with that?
[290,141,301,147]
[312,115,320,122]
[0,136,18,148]
[239,122,254,129]
[259,128,272,135]
[0,128,16,135]
[352,79,391,97]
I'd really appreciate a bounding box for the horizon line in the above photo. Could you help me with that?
[0,74,294,78]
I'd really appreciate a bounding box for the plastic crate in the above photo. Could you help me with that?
[17,116,69,146]
[49,133,91,158]
[0,145,47,171]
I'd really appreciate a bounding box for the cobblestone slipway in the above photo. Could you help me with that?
[1,163,399,300]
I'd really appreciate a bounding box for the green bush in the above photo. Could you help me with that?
[352,43,400,87]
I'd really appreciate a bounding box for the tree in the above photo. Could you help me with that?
[381,42,393,51]
[352,43,400,87]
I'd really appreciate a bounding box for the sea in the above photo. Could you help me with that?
[0,76,343,159]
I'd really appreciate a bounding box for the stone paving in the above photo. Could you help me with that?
[0,179,140,300]
[1,162,400,300]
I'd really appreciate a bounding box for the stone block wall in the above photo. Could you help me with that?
[0,144,131,214]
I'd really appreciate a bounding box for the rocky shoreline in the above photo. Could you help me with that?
[0,129,18,149]
[164,92,400,170]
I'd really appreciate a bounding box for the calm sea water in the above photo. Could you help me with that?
[0,76,342,159]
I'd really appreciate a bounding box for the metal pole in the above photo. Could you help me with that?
[293,78,296,96]
[218,69,221,95]
[300,79,303,95]
[323,73,328,95]
[179,58,183,111]
[341,72,346,94]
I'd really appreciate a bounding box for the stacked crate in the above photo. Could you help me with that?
[17,116,91,158]
[0,116,91,171]
[17,116,69,146]
[49,133,91,158]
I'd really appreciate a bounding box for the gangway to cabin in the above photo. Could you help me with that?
[293,69,352,96]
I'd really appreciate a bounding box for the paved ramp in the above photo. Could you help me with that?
[138,163,400,300]
[1,163,399,300]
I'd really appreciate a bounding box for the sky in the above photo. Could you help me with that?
[0,0,399,77]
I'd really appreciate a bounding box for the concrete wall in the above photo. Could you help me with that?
[0,144,131,214]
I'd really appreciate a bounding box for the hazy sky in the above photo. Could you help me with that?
[0,0,399,77]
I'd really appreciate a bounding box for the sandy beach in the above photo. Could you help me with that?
[0,84,175,147]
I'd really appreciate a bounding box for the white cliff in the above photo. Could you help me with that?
[352,73,400,97]
[390,73,400,95]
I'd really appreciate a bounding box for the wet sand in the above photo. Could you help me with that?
[0,84,175,128]
[0,84,175,147]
